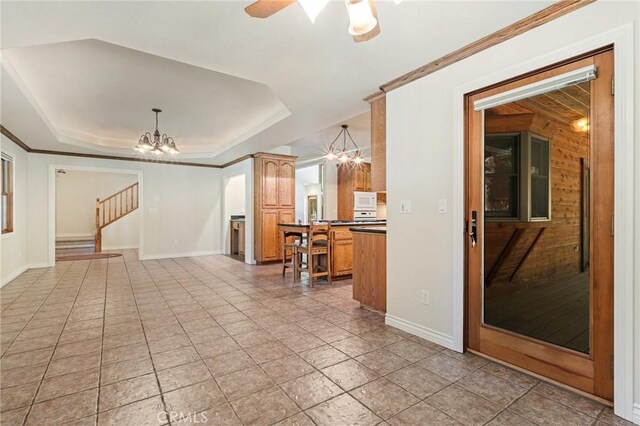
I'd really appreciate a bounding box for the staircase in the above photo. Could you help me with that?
[95,182,139,252]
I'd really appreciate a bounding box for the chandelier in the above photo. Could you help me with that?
[134,108,179,156]
[325,125,364,164]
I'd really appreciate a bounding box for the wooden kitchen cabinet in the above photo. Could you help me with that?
[352,229,387,312]
[337,162,371,220]
[254,153,297,263]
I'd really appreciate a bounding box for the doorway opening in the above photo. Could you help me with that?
[54,168,140,262]
[465,49,614,399]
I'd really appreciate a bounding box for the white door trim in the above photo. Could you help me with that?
[48,164,144,265]
[452,23,635,420]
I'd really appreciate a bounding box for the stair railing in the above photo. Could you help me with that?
[95,182,139,252]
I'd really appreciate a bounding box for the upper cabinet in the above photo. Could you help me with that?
[337,162,371,220]
[369,94,386,192]
[277,160,295,208]
[261,157,279,208]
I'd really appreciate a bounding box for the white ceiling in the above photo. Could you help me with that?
[0,0,553,165]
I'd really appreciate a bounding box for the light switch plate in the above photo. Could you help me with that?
[438,199,447,214]
[400,200,412,214]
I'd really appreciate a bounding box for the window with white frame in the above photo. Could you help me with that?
[1,152,14,234]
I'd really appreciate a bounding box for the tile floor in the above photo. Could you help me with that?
[0,251,631,425]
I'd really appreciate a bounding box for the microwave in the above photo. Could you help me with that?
[354,191,377,211]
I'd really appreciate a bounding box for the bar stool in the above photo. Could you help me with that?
[282,231,303,277]
[294,224,331,287]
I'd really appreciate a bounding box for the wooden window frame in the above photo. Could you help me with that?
[485,131,552,223]
[1,152,14,234]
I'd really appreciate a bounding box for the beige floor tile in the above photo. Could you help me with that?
[417,352,478,381]
[245,341,295,364]
[102,343,149,365]
[163,379,226,420]
[261,355,315,384]
[97,395,166,426]
[350,378,419,420]
[152,346,201,371]
[426,385,504,426]
[385,339,439,362]
[26,388,98,425]
[36,368,100,402]
[532,382,604,417]
[273,412,315,426]
[231,387,300,426]
[157,360,212,393]
[387,401,462,426]
[99,373,160,411]
[509,392,597,426]
[299,345,349,369]
[596,407,635,425]
[486,410,537,426]
[481,362,539,389]
[281,371,343,410]
[0,362,47,388]
[217,366,275,400]
[0,381,40,412]
[174,403,241,425]
[194,337,241,358]
[0,406,30,425]
[203,349,257,377]
[0,347,53,370]
[386,364,450,399]
[321,359,379,391]
[457,369,528,407]
[306,393,381,426]
[330,336,381,358]
[356,349,410,375]
[101,355,154,385]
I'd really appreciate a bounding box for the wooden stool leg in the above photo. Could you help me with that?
[309,253,314,288]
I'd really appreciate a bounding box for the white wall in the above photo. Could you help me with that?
[0,136,28,285]
[221,158,254,264]
[385,2,638,421]
[55,169,139,249]
[26,153,222,264]
[295,165,320,222]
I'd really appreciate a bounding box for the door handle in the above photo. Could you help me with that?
[469,210,477,248]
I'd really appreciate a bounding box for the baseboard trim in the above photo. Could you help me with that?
[56,233,94,240]
[385,314,455,350]
[102,245,138,251]
[139,250,220,261]
[632,403,640,425]
[1,266,28,287]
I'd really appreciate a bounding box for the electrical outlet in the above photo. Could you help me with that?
[438,199,447,214]
[421,290,430,305]
[400,200,412,214]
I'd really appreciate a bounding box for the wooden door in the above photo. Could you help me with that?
[260,210,279,262]
[466,50,614,399]
[238,222,245,255]
[262,158,279,208]
[278,160,295,208]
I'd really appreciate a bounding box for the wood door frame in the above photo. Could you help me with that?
[464,50,614,399]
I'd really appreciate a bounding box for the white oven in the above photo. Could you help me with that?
[354,191,377,211]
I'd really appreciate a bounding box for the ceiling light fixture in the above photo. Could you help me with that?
[325,124,364,164]
[345,0,377,36]
[134,108,179,156]
[298,0,329,23]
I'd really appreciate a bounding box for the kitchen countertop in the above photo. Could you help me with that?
[279,221,386,227]
[350,227,387,234]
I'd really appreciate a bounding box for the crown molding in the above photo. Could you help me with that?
[363,0,596,100]
[0,125,300,169]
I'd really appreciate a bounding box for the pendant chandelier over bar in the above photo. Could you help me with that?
[134,108,179,156]
[325,124,364,164]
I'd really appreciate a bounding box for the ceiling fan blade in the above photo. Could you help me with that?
[244,0,296,18]
[352,0,380,43]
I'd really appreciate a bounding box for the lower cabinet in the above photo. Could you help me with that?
[331,229,354,277]
[257,209,295,263]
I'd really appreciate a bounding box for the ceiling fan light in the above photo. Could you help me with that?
[353,155,363,164]
[345,0,377,36]
[339,153,350,163]
[325,150,337,161]
[298,0,329,23]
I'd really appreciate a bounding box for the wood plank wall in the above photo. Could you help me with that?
[484,112,589,292]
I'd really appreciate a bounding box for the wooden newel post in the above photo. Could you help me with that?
[95,198,102,253]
